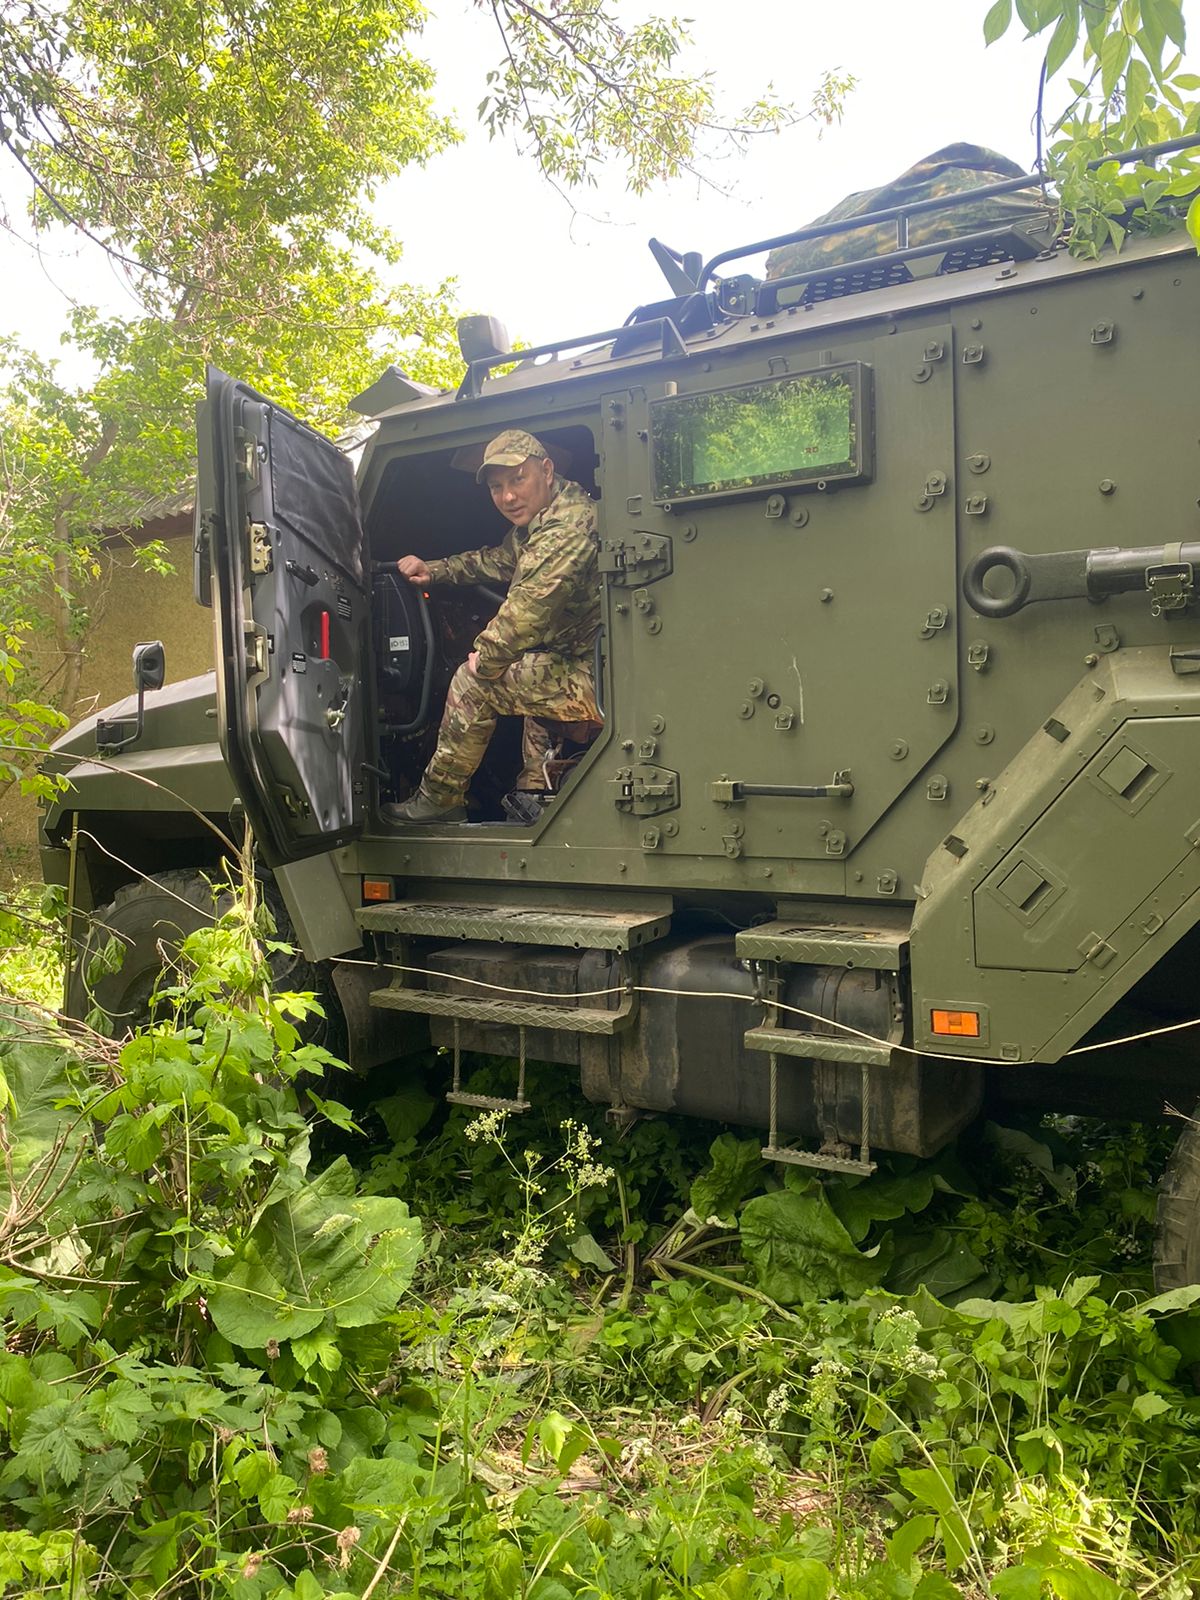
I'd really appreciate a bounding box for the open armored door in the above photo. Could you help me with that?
[197,367,369,863]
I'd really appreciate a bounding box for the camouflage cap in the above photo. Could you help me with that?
[475,429,550,483]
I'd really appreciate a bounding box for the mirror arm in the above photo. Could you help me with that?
[95,682,148,755]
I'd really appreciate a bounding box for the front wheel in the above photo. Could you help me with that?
[65,870,342,1053]
[1155,1105,1200,1290]
[66,870,224,1033]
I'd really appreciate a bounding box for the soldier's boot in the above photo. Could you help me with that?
[383,789,468,824]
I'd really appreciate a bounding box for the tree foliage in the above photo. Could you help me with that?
[0,0,468,733]
[983,0,1200,254]
[476,0,853,195]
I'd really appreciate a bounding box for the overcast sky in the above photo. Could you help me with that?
[2,0,1194,385]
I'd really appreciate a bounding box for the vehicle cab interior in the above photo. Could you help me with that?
[362,422,603,823]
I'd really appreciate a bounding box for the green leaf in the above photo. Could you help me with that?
[80,1448,144,1509]
[206,1258,327,1348]
[985,1123,1075,1197]
[830,1171,934,1243]
[897,1467,973,1572]
[1045,8,1080,76]
[690,1133,764,1222]
[104,1110,166,1172]
[739,1185,889,1304]
[233,1450,275,1497]
[339,1455,419,1511]
[983,0,1013,44]
[1015,0,1044,33]
[207,1156,422,1349]
[538,1410,591,1475]
[258,1470,299,1524]
[886,1513,937,1571]
[1157,0,1187,50]
[1044,1555,1127,1600]
[1124,56,1152,123]
[914,1576,964,1600]
[0,1028,87,1215]
[1138,2,1167,74]
[1187,194,1200,250]
[305,1092,358,1132]
[376,1084,437,1143]
[1099,29,1131,99]
[98,1380,156,1444]
[484,1541,525,1600]
[1131,1390,1171,1420]
[569,1231,617,1270]
[886,1228,989,1300]
[780,1558,833,1599]
[992,1565,1047,1600]
[18,1399,103,1487]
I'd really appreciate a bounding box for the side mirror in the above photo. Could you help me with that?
[456,314,510,363]
[133,640,166,693]
[96,640,167,755]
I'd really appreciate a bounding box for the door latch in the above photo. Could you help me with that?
[249,521,273,575]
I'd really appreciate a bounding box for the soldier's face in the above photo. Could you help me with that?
[485,455,555,528]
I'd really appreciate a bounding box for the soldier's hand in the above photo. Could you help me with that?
[397,555,431,586]
[467,650,480,677]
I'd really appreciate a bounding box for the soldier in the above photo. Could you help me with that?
[388,429,601,822]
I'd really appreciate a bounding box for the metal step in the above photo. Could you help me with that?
[736,916,909,970]
[744,1026,894,1066]
[357,899,669,951]
[445,1091,531,1114]
[764,1145,876,1184]
[370,983,634,1034]
[762,1144,877,1177]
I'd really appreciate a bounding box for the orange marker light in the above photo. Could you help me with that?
[362,877,394,903]
[931,1009,981,1038]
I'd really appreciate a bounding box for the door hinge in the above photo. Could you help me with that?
[598,532,672,587]
[610,763,680,816]
[245,625,268,679]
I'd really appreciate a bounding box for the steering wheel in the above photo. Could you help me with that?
[371,566,435,733]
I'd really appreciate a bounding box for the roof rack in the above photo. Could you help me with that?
[755,218,1051,316]
[698,133,1200,292]
[457,316,687,401]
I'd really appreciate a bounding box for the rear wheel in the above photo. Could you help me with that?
[1154,1105,1200,1289]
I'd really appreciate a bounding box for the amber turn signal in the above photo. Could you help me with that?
[931,1009,981,1038]
[362,877,394,902]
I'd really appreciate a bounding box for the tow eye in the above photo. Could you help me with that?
[963,541,1200,620]
[96,640,166,755]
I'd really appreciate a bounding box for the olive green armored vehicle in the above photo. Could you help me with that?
[41,136,1200,1286]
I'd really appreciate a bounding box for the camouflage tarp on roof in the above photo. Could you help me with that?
[764,142,1050,280]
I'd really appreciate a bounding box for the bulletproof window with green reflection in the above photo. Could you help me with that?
[651,367,866,502]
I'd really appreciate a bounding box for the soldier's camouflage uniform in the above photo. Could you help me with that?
[765,143,1050,281]
[418,475,600,806]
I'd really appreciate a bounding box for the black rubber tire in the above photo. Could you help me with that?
[66,871,344,1055]
[1154,1104,1200,1290]
[66,869,228,1034]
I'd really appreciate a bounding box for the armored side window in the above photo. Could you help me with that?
[650,364,871,504]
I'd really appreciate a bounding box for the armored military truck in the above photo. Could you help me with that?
[40,135,1200,1286]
